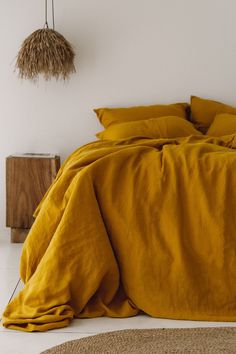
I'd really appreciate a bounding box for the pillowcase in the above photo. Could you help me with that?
[96,116,202,140]
[207,113,236,137]
[94,102,189,128]
[191,96,236,132]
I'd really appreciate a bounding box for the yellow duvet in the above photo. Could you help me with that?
[3,135,236,332]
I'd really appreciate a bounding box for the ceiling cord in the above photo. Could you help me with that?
[44,0,49,28]
[52,0,55,30]
[44,0,55,30]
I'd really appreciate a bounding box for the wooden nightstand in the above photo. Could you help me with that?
[6,154,60,243]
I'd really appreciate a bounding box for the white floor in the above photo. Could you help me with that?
[1,234,236,354]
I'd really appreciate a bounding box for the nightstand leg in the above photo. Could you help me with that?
[11,228,30,243]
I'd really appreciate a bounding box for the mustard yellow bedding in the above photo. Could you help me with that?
[3,134,236,332]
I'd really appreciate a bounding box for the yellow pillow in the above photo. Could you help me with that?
[94,102,189,128]
[96,116,202,140]
[191,96,236,132]
[207,113,236,137]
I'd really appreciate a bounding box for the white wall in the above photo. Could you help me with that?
[1,0,236,236]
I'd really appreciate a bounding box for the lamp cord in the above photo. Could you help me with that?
[45,0,48,28]
[44,0,55,30]
[52,0,55,30]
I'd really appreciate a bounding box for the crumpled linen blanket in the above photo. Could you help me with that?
[3,134,236,331]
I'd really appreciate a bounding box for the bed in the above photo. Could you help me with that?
[3,96,236,332]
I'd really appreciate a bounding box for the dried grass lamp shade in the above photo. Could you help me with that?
[16,0,76,81]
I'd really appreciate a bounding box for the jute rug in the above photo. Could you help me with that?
[41,327,236,354]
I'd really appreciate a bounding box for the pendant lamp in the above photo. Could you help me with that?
[16,0,76,81]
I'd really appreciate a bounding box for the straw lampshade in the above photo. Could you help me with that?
[16,0,76,81]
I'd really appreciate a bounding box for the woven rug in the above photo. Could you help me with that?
[41,327,236,354]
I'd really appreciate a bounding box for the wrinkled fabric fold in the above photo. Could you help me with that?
[3,134,236,331]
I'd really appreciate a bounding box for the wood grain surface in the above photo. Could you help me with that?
[6,156,60,229]
[11,228,30,243]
